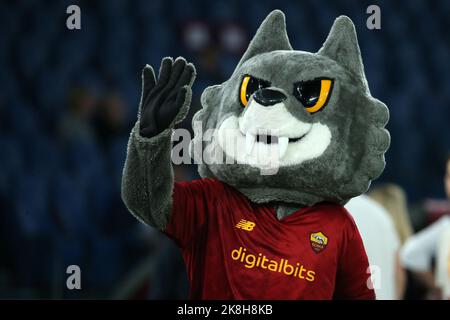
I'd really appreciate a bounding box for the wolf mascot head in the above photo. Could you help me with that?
[190,10,390,206]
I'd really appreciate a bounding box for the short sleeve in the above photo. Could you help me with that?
[164,178,224,249]
[334,215,376,300]
[436,227,450,296]
[401,216,450,272]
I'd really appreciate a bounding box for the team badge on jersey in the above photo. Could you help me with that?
[310,232,328,253]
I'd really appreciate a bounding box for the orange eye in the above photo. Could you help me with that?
[240,75,271,107]
[293,78,334,113]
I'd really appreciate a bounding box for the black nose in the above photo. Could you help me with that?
[253,88,287,106]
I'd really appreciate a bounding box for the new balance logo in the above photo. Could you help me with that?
[235,219,256,231]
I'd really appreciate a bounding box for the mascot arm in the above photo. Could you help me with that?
[121,57,196,231]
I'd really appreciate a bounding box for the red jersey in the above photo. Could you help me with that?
[165,178,375,300]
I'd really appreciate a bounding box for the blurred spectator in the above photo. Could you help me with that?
[94,91,127,148]
[218,23,247,55]
[148,238,189,299]
[181,20,212,53]
[59,87,97,143]
[197,47,223,83]
[369,184,413,245]
[445,153,450,199]
[400,153,450,299]
[436,226,450,299]
[401,216,450,299]
[367,183,415,299]
[345,195,402,300]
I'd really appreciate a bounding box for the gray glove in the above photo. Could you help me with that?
[139,57,196,138]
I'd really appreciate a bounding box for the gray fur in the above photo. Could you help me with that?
[236,10,292,69]
[121,124,173,230]
[121,71,193,231]
[273,203,303,220]
[318,16,368,89]
[192,10,390,207]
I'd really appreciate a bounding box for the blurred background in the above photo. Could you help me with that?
[0,0,449,299]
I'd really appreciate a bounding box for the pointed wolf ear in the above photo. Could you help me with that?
[237,10,292,68]
[318,16,366,81]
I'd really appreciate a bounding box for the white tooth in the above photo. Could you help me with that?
[278,137,289,159]
[246,133,256,155]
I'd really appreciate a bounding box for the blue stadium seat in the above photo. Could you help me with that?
[206,0,236,22]
[26,135,63,177]
[170,0,200,19]
[35,69,69,116]
[134,0,165,21]
[0,137,24,186]
[13,174,55,237]
[4,101,40,139]
[85,171,113,226]
[108,136,128,185]
[86,236,123,289]
[64,138,106,188]
[0,66,19,106]
[52,174,93,236]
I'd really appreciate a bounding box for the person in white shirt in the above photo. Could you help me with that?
[445,154,450,199]
[369,184,413,246]
[401,216,450,299]
[400,154,450,299]
[436,226,450,299]
[345,195,402,300]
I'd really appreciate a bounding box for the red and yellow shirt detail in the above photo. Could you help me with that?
[165,178,375,300]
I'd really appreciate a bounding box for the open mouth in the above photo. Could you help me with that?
[217,115,332,168]
[255,134,305,144]
[245,131,310,158]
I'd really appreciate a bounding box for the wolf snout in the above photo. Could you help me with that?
[253,88,287,106]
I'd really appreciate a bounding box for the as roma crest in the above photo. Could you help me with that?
[310,232,328,253]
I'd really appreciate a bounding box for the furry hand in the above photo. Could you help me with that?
[139,57,196,137]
